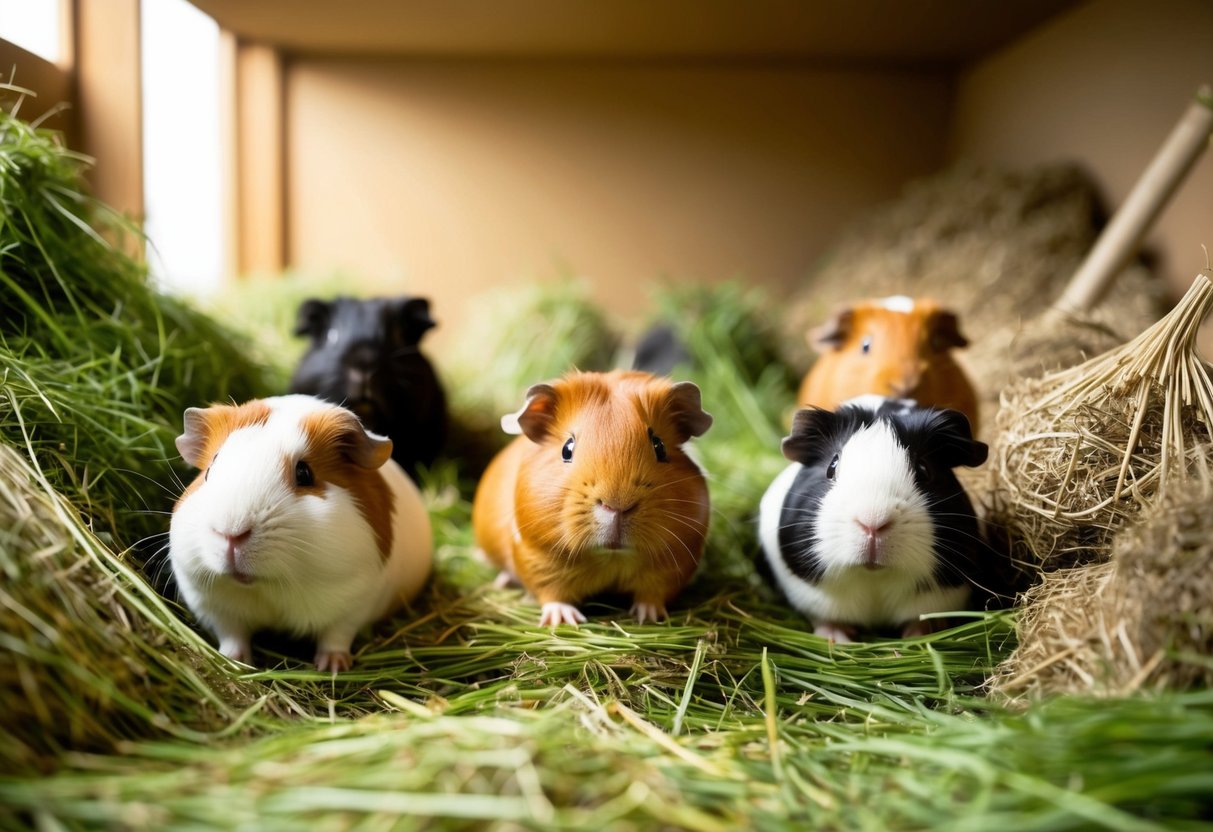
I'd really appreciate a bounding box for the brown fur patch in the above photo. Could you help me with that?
[300,409,395,561]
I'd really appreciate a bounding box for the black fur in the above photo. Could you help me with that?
[773,399,1001,599]
[289,296,447,481]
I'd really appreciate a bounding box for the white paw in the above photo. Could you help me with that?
[218,637,253,665]
[630,602,668,625]
[539,602,587,628]
[315,649,353,673]
[814,622,857,644]
[492,571,516,590]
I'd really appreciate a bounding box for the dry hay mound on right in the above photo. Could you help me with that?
[990,470,1213,701]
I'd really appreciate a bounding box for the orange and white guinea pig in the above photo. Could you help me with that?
[798,295,980,433]
[169,394,432,671]
[472,370,713,627]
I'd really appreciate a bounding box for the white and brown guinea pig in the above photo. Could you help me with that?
[169,394,432,671]
[798,295,980,434]
[758,395,991,642]
[472,370,713,627]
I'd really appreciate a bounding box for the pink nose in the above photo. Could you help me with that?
[856,519,892,537]
[597,501,637,515]
[219,528,252,547]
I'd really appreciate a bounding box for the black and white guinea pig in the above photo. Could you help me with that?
[758,395,992,642]
[290,295,447,482]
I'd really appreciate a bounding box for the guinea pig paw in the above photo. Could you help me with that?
[539,602,587,628]
[630,602,668,625]
[218,638,253,665]
[315,649,353,673]
[813,622,858,644]
[492,571,517,590]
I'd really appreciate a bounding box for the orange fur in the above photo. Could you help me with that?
[472,370,710,613]
[798,297,980,432]
[300,409,395,562]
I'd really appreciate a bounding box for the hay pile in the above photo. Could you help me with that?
[789,162,1164,429]
[992,465,1213,699]
[988,273,1213,571]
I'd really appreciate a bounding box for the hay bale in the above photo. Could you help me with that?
[991,470,1213,700]
[787,162,1164,432]
[987,273,1213,570]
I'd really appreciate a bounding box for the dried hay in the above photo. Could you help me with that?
[789,162,1164,432]
[990,463,1213,701]
[988,272,1213,571]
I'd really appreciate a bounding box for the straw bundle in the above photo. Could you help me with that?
[991,463,1213,700]
[989,272,1213,570]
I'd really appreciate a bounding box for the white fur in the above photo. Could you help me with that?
[879,295,915,314]
[759,422,968,628]
[169,395,432,663]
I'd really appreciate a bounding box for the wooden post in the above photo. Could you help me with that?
[1053,86,1213,316]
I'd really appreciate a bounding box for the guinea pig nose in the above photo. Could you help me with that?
[218,528,252,548]
[596,500,637,515]
[855,519,893,537]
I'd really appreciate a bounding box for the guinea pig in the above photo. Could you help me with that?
[472,370,713,627]
[797,295,981,434]
[290,295,447,482]
[758,395,991,642]
[169,394,433,671]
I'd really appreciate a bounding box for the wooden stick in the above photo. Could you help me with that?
[1053,85,1213,316]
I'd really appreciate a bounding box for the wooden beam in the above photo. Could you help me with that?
[230,38,286,276]
[73,0,144,240]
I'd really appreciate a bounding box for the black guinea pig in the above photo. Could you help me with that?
[290,295,447,481]
[758,395,998,642]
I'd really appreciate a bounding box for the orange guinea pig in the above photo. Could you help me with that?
[472,370,713,627]
[798,295,981,433]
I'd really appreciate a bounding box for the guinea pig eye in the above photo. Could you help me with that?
[648,428,668,463]
[295,460,315,487]
[561,437,575,463]
[826,453,839,480]
[861,336,873,355]
[915,461,935,486]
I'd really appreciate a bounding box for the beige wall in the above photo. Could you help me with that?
[950,0,1213,304]
[286,59,952,343]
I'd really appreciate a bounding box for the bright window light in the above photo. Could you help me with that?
[142,0,224,295]
[0,0,62,64]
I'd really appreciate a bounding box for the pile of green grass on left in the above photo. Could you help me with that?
[0,85,270,549]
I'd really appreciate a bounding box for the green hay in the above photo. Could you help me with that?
[2,98,1213,829]
[0,86,270,547]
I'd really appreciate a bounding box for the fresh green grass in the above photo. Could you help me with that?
[2,89,1211,830]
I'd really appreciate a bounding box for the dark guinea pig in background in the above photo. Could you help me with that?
[290,295,447,481]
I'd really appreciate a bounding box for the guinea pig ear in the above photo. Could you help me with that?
[809,308,853,350]
[294,299,333,339]
[393,297,437,346]
[328,409,393,469]
[666,381,713,439]
[781,408,836,464]
[176,407,213,468]
[927,409,987,469]
[929,310,969,350]
[501,383,559,442]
